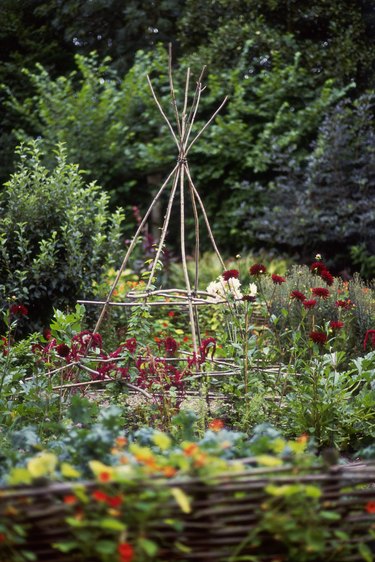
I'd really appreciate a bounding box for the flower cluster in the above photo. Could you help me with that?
[310,260,334,286]
[207,276,243,301]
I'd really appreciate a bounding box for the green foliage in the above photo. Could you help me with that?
[4,48,175,209]
[241,92,375,271]
[0,141,124,332]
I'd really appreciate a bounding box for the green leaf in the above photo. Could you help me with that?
[320,510,341,521]
[53,541,79,553]
[7,467,32,485]
[99,518,126,531]
[171,487,191,514]
[138,538,158,556]
[358,543,374,562]
[95,540,117,555]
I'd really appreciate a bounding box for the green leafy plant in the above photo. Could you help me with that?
[0,141,124,333]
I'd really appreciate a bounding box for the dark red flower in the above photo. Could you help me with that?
[43,328,52,341]
[168,310,175,317]
[303,299,317,309]
[118,367,129,379]
[310,261,327,274]
[56,343,70,358]
[330,320,344,330]
[164,336,178,354]
[0,533,5,542]
[336,299,352,310]
[309,331,328,345]
[312,287,330,299]
[107,495,122,508]
[222,269,240,281]
[249,263,267,275]
[10,304,28,316]
[271,274,286,285]
[365,501,375,514]
[243,295,256,302]
[118,542,134,562]
[124,337,137,354]
[200,337,216,361]
[363,330,375,351]
[320,269,334,286]
[290,290,306,302]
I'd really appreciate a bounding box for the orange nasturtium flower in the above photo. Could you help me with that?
[115,436,127,448]
[63,495,77,505]
[98,471,112,483]
[183,443,199,456]
[92,490,109,503]
[208,419,224,432]
[163,466,177,478]
[118,542,134,562]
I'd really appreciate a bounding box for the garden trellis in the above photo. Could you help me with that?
[51,46,243,398]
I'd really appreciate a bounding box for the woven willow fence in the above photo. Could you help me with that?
[0,462,374,561]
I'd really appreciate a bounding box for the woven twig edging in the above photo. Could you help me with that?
[1,463,374,562]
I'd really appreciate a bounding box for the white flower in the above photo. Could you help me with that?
[248,283,257,297]
[206,276,243,302]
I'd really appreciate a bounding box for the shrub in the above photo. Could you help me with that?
[0,141,124,333]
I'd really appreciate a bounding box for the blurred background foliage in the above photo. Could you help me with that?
[0,0,374,277]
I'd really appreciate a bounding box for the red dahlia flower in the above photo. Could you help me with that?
[309,331,328,345]
[164,336,178,354]
[310,261,326,274]
[363,330,375,351]
[320,269,334,286]
[56,343,70,358]
[200,337,216,360]
[124,337,137,353]
[249,263,267,275]
[303,299,317,309]
[271,274,286,285]
[10,304,28,316]
[290,290,306,302]
[329,321,344,330]
[312,287,330,298]
[222,269,240,281]
[336,299,352,310]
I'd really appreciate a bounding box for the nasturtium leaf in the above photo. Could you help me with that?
[152,432,172,450]
[320,510,341,521]
[61,462,81,479]
[358,543,373,562]
[88,460,113,478]
[100,518,126,531]
[7,467,32,485]
[95,540,117,555]
[255,455,283,467]
[138,538,158,556]
[27,452,57,478]
[53,541,79,553]
[171,487,191,514]
[304,485,322,498]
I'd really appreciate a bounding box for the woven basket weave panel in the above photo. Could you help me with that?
[1,465,374,562]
